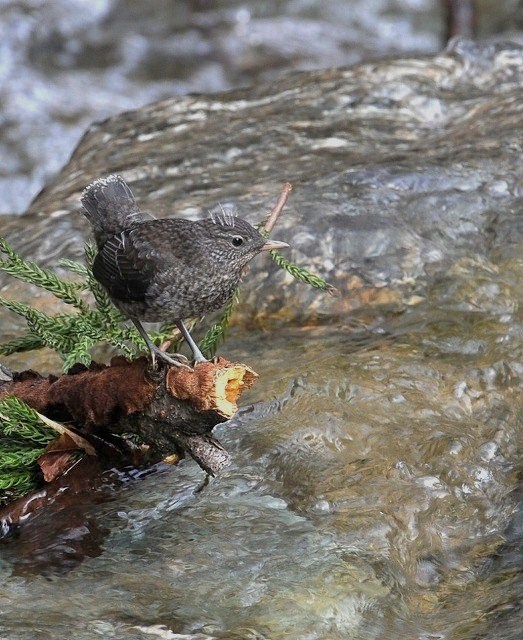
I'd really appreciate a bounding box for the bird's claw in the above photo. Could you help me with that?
[170,353,190,364]
[192,356,209,366]
[151,348,193,370]
[192,355,218,366]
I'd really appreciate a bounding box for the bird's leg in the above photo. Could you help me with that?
[175,319,208,364]
[131,318,190,369]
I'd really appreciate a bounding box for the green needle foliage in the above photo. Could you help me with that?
[270,250,337,294]
[0,238,144,370]
[0,236,89,312]
[199,288,240,358]
[0,395,58,503]
[0,334,45,356]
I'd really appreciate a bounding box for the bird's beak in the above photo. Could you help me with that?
[261,239,289,251]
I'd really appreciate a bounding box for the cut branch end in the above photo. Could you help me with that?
[165,357,258,418]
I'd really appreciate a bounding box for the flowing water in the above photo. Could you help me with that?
[1,294,521,638]
[0,2,522,639]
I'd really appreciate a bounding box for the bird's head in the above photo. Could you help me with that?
[198,213,289,270]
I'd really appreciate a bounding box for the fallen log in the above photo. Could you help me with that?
[1,356,257,475]
[0,356,257,534]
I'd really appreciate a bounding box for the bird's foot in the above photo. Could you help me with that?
[195,355,220,365]
[150,347,192,370]
[193,354,217,366]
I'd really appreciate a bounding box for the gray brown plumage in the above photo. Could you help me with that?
[81,175,289,366]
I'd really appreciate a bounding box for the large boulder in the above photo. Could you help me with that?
[4,39,523,326]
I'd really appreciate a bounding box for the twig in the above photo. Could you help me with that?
[263,183,293,234]
[261,183,338,296]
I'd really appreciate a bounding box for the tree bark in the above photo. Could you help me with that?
[0,356,257,477]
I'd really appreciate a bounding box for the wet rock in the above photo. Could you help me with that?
[1,41,522,635]
[0,0,445,214]
[2,40,520,327]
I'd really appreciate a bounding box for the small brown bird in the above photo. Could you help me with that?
[81,175,289,367]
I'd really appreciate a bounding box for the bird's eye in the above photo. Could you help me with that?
[232,236,244,247]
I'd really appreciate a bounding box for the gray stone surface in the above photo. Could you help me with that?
[10,39,522,324]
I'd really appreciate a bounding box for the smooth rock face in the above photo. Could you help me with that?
[0,0,446,215]
[14,39,523,324]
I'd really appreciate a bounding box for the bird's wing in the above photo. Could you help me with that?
[92,219,209,302]
[92,229,154,302]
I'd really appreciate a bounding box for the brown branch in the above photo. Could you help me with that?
[0,357,256,541]
[0,356,257,478]
[263,182,293,234]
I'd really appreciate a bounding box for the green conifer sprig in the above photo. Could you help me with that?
[58,258,89,282]
[62,335,98,371]
[58,258,90,278]
[0,239,142,369]
[0,236,89,312]
[0,334,45,355]
[198,288,241,358]
[103,326,141,356]
[0,395,56,444]
[0,446,46,471]
[0,297,77,355]
[0,395,58,501]
[0,469,35,494]
[270,250,336,294]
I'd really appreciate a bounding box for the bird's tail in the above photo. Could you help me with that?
[81,174,144,247]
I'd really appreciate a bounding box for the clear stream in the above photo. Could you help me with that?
[1,299,522,638]
[0,2,522,639]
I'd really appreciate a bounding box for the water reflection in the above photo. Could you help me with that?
[1,297,521,638]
